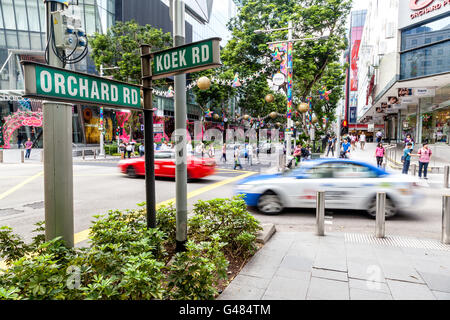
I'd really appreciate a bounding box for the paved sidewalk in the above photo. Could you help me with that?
[219,231,450,300]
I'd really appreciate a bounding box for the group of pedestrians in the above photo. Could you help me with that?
[401,134,432,179]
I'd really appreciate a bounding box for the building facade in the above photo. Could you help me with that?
[0,0,116,148]
[357,0,450,148]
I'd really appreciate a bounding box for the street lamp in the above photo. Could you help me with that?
[99,64,120,156]
[255,22,330,163]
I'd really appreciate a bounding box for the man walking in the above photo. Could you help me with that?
[234,146,242,170]
[24,138,33,159]
[402,142,414,174]
[326,136,335,157]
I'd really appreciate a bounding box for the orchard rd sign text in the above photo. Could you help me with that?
[409,0,450,20]
[151,37,221,79]
[22,62,142,109]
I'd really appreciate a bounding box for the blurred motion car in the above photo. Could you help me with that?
[118,151,216,179]
[234,158,424,218]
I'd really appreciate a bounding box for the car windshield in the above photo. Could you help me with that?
[283,161,379,179]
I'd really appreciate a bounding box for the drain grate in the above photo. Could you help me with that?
[345,233,450,251]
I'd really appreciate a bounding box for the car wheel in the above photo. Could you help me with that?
[257,191,283,215]
[126,166,137,178]
[367,196,397,219]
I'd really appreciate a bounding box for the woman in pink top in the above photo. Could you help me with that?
[375,143,385,168]
[24,138,33,159]
[417,142,432,179]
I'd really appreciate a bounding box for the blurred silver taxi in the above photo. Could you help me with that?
[235,159,424,218]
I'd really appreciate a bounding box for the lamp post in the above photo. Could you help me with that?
[99,64,120,156]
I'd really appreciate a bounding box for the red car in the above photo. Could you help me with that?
[118,151,216,179]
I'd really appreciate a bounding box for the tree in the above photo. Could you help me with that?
[221,0,351,131]
[89,21,172,141]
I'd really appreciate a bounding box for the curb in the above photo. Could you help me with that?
[256,223,276,244]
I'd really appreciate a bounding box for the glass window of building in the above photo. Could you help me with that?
[401,15,450,51]
[30,32,41,50]
[400,38,450,79]
[27,0,41,32]
[6,30,18,48]
[17,31,29,49]
[14,0,29,31]
[2,0,17,30]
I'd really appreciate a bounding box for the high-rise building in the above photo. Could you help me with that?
[0,0,116,148]
[357,0,450,148]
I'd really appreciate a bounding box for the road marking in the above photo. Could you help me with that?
[0,171,43,200]
[73,171,256,244]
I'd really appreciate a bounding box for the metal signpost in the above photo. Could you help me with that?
[22,61,142,246]
[140,26,221,250]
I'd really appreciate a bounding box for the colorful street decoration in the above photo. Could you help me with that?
[231,73,241,87]
[1,109,43,149]
[286,42,293,119]
[116,111,131,143]
[166,86,174,98]
[318,86,331,101]
[99,107,104,131]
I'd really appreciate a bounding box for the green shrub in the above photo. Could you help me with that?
[189,196,262,258]
[166,237,228,300]
[0,197,261,300]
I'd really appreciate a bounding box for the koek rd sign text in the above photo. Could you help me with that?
[151,37,221,79]
[22,62,142,109]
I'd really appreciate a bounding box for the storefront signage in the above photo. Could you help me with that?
[399,0,450,29]
[153,123,164,133]
[409,0,449,20]
[368,123,375,132]
[22,62,142,109]
[414,87,435,97]
[400,96,418,104]
[151,38,221,80]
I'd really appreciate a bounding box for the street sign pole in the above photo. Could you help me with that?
[174,0,188,252]
[44,0,74,247]
[140,45,156,229]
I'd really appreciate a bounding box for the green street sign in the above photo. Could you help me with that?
[22,62,142,109]
[151,37,221,79]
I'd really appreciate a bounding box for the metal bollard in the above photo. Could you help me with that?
[21,150,24,163]
[40,150,44,162]
[94,149,96,159]
[82,149,85,160]
[316,191,325,236]
[444,166,449,189]
[412,164,417,176]
[0,149,3,163]
[443,196,450,244]
[376,192,386,238]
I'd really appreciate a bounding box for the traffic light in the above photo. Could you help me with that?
[341,119,348,135]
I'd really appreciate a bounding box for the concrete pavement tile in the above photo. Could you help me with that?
[432,291,450,300]
[275,268,312,281]
[380,263,425,284]
[306,277,350,300]
[263,274,310,300]
[417,271,450,293]
[240,261,279,279]
[279,255,314,272]
[313,253,347,272]
[218,283,265,300]
[349,288,393,300]
[311,268,348,282]
[348,278,390,294]
[229,274,272,290]
[387,280,436,300]
[251,249,287,265]
[347,260,386,282]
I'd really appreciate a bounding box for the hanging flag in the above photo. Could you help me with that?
[166,86,174,98]
[232,73,241,87]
